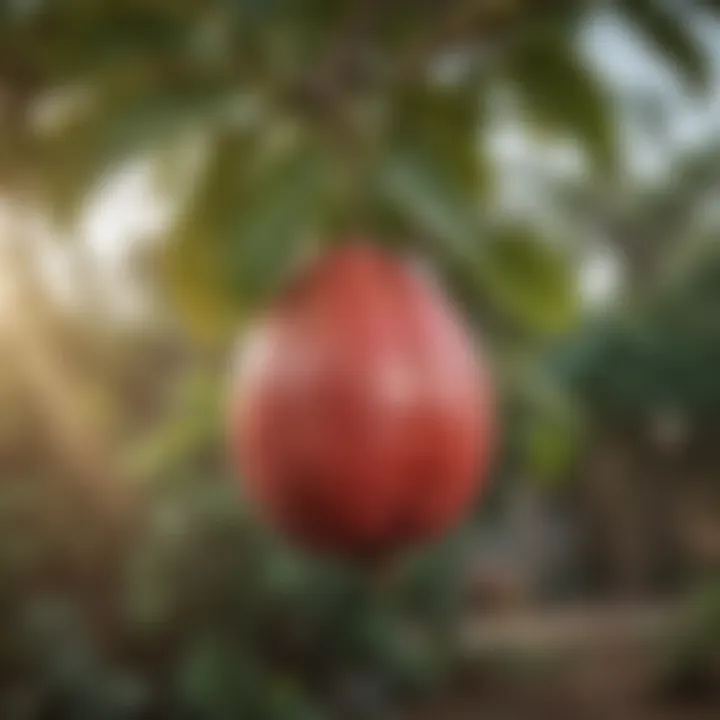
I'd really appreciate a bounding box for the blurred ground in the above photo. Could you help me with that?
[409,604,720,719]
[410,670,720,720]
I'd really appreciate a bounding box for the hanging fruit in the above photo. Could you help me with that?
[229,243,495,559]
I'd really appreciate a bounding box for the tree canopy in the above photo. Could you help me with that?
[1,0,714,339]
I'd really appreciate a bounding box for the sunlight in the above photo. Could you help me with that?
[580,246,622,307]
[0,203,18,328]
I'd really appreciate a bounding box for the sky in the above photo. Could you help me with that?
[584,8,720,174]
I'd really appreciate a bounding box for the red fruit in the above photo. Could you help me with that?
[229,243,495,558]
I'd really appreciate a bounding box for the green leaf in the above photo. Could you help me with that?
[507,26,617,174]
[165,132,328,338]
[37,78,236,224]
[375,79,490,251]
[620,0,709,89]
[162,127,258,338]
[480,227,579,333]
[390,83,488,203]
[506,358,584,484]
[123,371,222,481]
[523,417,580,487]
[226,142,327,299]
[377,152,579,334]
[378,148,479,255]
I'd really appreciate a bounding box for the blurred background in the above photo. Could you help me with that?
[1,1,720,718]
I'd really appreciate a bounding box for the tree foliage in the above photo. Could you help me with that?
[1,0,713,338]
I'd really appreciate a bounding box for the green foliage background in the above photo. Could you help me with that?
[1,0,719,717]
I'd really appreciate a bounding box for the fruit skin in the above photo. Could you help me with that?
[229,243,495,559]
